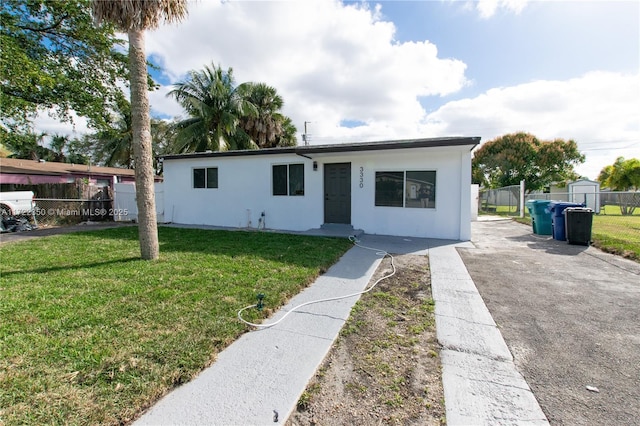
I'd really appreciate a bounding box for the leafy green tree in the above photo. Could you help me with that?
[48,134,90,164]
[150,118,176,174]
[168,64,297,152]
[240,83,297,148]
[0,127,90,164]
[0,127,50,160]
[88,98,174,172]
[276,116,298,147]
[598,157,640,191]
[169,64,258,152]
[597,157,640,215]
[1,0,129,130]
[92,0,187,261]
[89,98,134,168]
[472,132,585,192]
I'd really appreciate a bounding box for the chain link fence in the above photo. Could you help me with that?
[526,191,640,258]
[479,186,639,259]
[478,184,522,215]
[31,198,114,228]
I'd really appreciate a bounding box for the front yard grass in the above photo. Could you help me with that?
[0,226,352,425]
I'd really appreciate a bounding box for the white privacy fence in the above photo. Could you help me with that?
[113,183,165,223]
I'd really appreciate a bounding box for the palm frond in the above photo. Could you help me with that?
[92,0,188,31]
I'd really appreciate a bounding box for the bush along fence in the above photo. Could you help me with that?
[0,182,116,228]
[32,197,114,227]
[479,185,640,260]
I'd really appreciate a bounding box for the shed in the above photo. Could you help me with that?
[568,178,600,213]
[160,137,480,240]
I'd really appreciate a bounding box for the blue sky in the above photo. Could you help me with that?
[37,0,639,180]
[378,1,639,108]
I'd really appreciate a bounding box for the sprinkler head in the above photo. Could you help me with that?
[257,293,265,311]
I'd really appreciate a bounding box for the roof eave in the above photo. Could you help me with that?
[160,136,481,161]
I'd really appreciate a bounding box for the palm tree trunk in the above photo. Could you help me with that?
[128,29,159,260]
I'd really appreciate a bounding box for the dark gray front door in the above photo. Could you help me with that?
[324,163,351,224]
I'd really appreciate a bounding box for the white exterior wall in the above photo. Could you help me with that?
[162,145,473,240]
[163,154,323,231]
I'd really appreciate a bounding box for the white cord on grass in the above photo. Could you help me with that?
[237,236,395,329]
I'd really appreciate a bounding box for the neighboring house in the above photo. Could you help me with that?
[161,137,480,240]
[0,157,162,190]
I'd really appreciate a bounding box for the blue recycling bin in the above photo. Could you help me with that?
[548,202,584,241]
[525,199,552,235]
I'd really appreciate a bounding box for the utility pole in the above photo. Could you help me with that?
[302,121,311,146]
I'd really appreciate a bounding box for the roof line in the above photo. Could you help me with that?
[160,136,481,161]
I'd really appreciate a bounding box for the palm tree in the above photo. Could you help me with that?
[273,115,298,148]
[240,83,284,148]
[169,64,258,153]
[239,83,297,148]
[91,98,134,168]
[90,97,175,171]
[91,0,187,260]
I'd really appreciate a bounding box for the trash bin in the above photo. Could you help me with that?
[564,207,594,245]
[548,202,584,241]
[525,199,552,235]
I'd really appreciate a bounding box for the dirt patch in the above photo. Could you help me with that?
[287,254,445,425]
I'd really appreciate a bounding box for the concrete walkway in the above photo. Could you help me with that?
[134,232,547,425]
[430,243,548,425]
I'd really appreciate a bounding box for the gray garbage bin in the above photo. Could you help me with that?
[564,207,594,245]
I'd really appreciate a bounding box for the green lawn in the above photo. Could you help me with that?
[591,214,640,259]
[0,226,352,425]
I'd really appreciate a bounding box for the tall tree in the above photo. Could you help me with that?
[88,98,174,171]
[472,132,585,192]
[274,116,298,148]
[0,127,50,160]
[92,0,187,260]
[597,157,640,215]
[169,64,258,152]
[1,126,89,164]
[240,83,297,148]
[90,98,134,168]
[1,0,129,130]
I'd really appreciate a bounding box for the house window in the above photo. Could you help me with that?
[374,171,404,207]
[273,164,304,196]
[375,170,436,208]
[193,167,218,189]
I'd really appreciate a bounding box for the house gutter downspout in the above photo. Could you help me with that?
[295,152,313,160]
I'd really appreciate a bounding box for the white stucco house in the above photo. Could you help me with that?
[160,137,480,240]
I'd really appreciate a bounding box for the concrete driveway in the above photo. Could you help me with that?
[458,218,640,425]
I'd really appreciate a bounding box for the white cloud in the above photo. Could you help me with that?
[474,0,529,19]
[25,1,638,182]
[424,71,640,179]
[32,111,91,144]
[145,0,468,140]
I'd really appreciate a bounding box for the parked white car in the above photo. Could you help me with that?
[0,191,35,217]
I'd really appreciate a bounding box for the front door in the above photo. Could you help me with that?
[324,163,351,224]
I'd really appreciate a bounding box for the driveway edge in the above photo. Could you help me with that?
[429,245,549,425]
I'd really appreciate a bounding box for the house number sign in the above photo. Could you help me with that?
[359,166,364,188]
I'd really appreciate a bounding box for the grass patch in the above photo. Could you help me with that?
[591,214,640,260]
[0,226,352,425]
